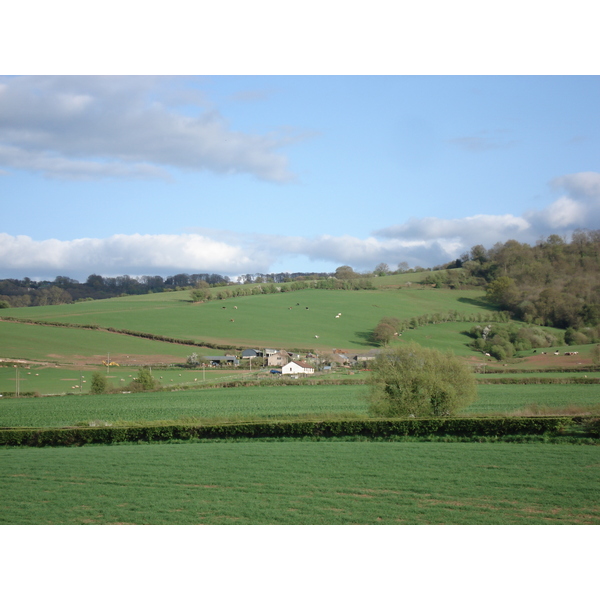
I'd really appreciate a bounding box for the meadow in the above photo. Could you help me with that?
[0,319,213,364]
[0,287,496,351]
[1,442,598,525]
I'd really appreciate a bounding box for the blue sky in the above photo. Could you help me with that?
[1,75,599,280]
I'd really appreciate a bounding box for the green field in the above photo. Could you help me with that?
[1,442,598,524]
[2,282,599,526]
[0,320,215,363]
[0,364,241,397]
[0,287,495,351]
[1,383,599,428]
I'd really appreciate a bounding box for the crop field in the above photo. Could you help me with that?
[0,385,368,427]
[2,383,599,428]
[1,442,598,524]
[0,287,495,351]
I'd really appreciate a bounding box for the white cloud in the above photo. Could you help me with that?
[0,233,267,279]
[3,172,600,279]
[0,76,297,182]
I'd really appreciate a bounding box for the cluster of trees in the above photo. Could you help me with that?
[0,273,232,308]
[91,367,159,394]
[467,323,564,361]
[461,231,600,329]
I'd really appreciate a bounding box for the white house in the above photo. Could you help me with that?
[282,360,314,375]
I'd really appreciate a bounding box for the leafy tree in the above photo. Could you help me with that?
[374,263,390,276]
[335,265,358,279]
[190,286,211,302]
[131,367,159,391]
[187,352,200,366]
[367,343,477,417]
[90,372,107,394]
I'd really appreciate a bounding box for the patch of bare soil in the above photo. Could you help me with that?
[520,354,591,368]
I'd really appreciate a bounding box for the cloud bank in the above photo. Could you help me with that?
[1,172,599,280]
[0,76,296,182]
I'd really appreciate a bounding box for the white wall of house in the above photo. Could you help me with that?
[282,361,314,375]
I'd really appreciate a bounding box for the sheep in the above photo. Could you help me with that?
[335,315,340,318]
[230,319,235,322]
[315,335,319,338]
[234,306,238,309]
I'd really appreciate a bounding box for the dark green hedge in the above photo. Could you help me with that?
[0,416,595,447]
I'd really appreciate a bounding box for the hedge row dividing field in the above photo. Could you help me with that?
[1,442,598,524]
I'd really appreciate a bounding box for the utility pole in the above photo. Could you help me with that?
[15,365,19,398]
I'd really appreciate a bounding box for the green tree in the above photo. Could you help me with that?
[90,372,107,394]
[367,343,477,417]
[131,367,159,391]
[335,265,358,279]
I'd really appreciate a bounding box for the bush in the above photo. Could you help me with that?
[367,343,478,417]
[90,372,107,394]
[129,367,160,392]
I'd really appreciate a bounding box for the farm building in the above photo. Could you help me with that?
[282,361,315,375]
[353,349,381,363]
[241,349,263,360]
[204,355,240,366]
[267,351,290,367]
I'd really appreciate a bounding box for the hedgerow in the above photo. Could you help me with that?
[1,416,596,447]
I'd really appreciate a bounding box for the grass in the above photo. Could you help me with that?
[1,287,496,352]
[0,384,368,427]
[0,319,212,363]
[0,365,240,397]
[1,442,598,524]
[1,382,599,428]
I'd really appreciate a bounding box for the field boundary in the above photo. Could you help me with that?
[1,416,598,447]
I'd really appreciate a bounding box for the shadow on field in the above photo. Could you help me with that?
[351,331,379,347]
[457,296,495,310]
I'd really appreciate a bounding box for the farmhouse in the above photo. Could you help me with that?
[282,360,314,375]
[267,351,290,367]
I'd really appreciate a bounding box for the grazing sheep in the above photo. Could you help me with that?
[230,319,235,322]
[234,306,237,309]
[335,315,340,318]
[315,335,319,338]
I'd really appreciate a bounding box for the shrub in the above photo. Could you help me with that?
[90,372,107,394]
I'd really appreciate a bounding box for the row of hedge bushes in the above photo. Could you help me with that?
[1,417,597,447]
[477,377,600,385]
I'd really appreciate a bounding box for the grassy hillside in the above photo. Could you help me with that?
[1,286,495,352]
[0,320,218,364]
